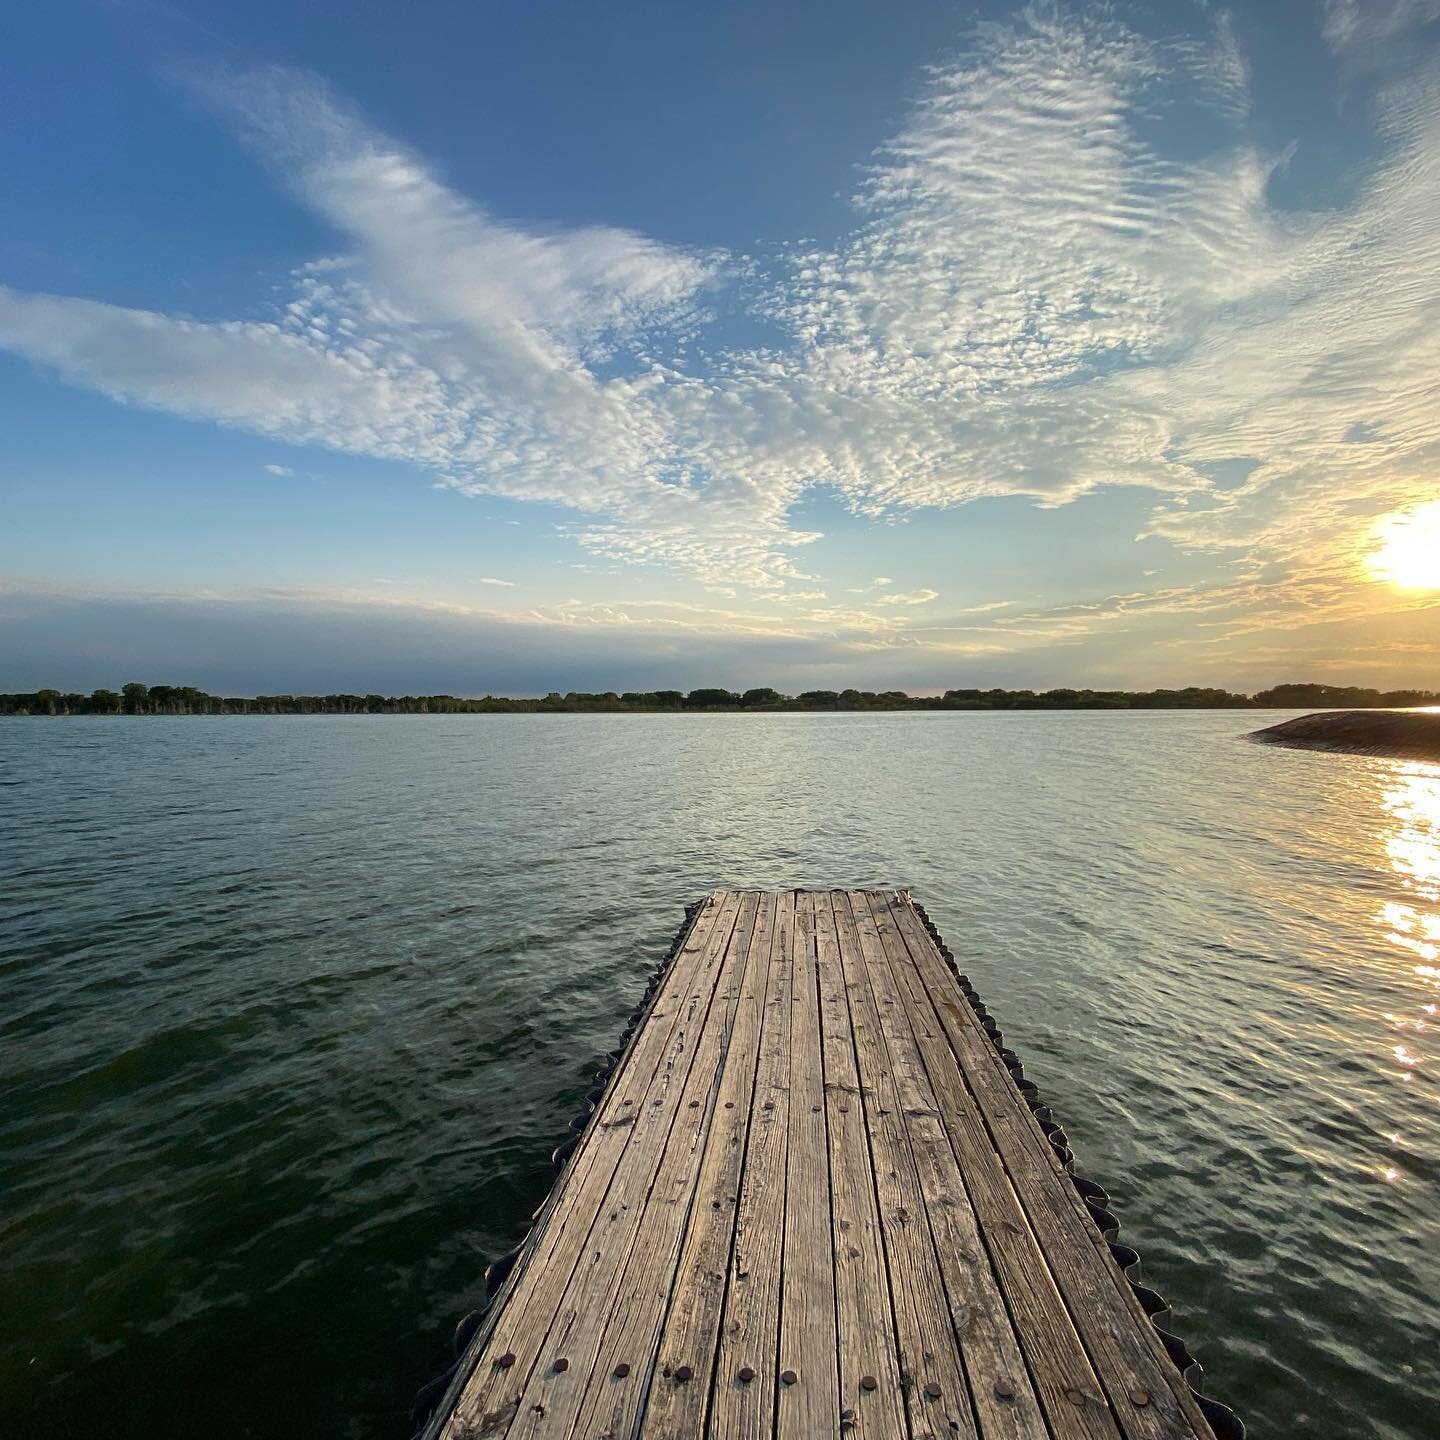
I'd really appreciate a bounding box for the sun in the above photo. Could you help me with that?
[1371,501,1440,590]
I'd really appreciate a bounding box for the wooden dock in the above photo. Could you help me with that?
[423,890,1226,1439]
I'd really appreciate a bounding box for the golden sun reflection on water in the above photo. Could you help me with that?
[1375,764,1440,1179]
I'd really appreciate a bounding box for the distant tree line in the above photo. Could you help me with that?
[2,680,1437,716]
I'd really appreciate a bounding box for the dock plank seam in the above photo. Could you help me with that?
[859,891,1118,1440]
[815,891,912,1440]
[631,892,780,1440]
[533,892,763,1440]
[692,891,783,1440]
[775,890,841,1439]
[421,894,720,1439]
[887,895,1211,1440]
[839,890,1032,1440]
[443,892,745,1437]
[708,889,796,1440]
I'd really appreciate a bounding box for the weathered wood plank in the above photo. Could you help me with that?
[709,890,796,1440]
[636,891,779,1437]
[814,891,910,1440]
[592,892,778,1439]
[502,892,761,1440]
[831,892,994,1440]
[440,892,746,1437]
[436,892,743,1438]
[884,894,1212,1440]
[774,892,840,1440]
[859,892,1117,1440]
[842,892,1051,1440]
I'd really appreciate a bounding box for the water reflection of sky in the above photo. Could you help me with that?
[1378,764,1440,1181]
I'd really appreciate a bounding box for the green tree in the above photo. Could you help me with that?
[684,688,739,708]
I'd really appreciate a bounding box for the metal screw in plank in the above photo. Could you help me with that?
[1129,1388,1151,1408]
[675,1365,693,1382]
[553,1357,569,1373]
[1064,1387,1086,1406]
[613,1362,630,1379]
[859,1375,877,1392]
[993,1380,1015,1402]
[738,1366,755,1383]
[923,1382,942,1400]
[496,1352,516,1370]
[781,1369,798,1386]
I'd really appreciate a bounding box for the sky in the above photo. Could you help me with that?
[2,0,1439,696]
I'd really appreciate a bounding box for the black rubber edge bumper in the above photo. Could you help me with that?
[409,899,705,1438]
[909,899,1245,1440]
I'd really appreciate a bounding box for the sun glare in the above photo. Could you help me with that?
[1371,501,1440,589]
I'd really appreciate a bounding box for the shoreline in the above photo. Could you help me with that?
[6,705,1435,717]
[1250,708,1440,761]
[5,681,1437,718]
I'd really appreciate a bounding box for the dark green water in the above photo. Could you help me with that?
[2,714,1436,1438]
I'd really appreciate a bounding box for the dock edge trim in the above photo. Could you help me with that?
[410,898,706,1438]
[909,897,1245,1440]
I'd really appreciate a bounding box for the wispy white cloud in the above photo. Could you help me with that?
[477,576,514,588]
[263,463,294,476]
[874,588,939,607]
[1323,0,1440,61]
[0,4,1437,650]
[197,66,712,356]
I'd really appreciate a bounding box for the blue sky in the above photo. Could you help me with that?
[3,0,1439,695]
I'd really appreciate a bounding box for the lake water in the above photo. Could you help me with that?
[2,713,1436,1439]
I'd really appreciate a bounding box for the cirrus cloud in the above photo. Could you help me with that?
[0,3,1438,650]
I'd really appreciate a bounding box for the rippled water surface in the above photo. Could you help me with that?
[2,714,1437,1439]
